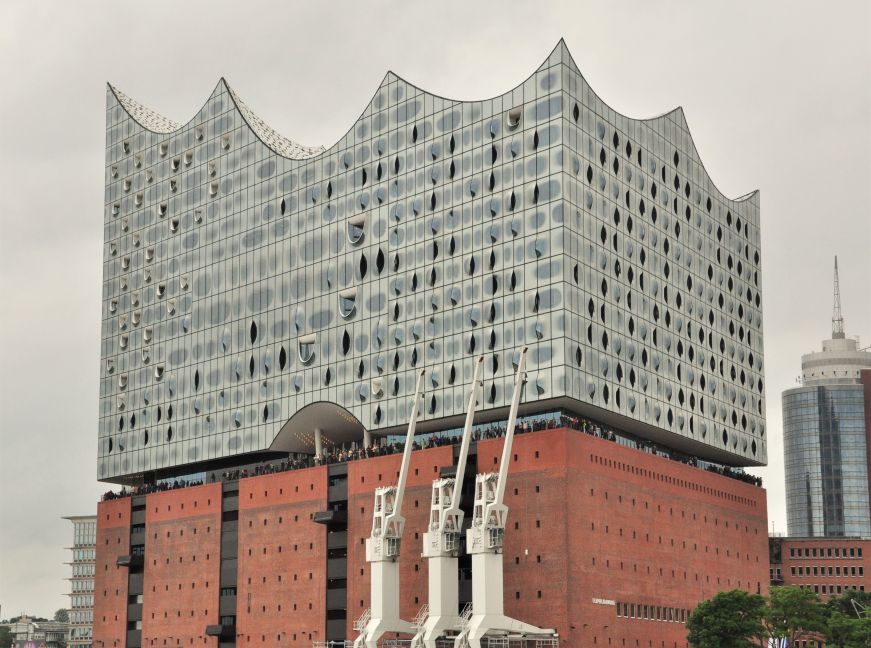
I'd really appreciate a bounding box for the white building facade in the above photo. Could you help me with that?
[65,516,96,648]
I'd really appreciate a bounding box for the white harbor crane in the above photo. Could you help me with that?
[411,356,485,648]
[353,369,427,648]
[454,347,557,648]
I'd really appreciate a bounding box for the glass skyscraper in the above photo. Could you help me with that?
[782,262,871,537]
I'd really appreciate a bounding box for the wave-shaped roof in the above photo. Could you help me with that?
[224,82,325,159]
[108,79,324,160]
[109,39,756,201]
[109,84,182,134]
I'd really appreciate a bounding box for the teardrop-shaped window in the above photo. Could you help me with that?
[509,271,517,291]
[575,346,583,366]
[412,125,418,142]
[449,236,456,255]
[280,198,286,215]
[194,369,200,391]
[250,321,258,344]
[376,248,385,274]
[533,131,540,149]
[359,253,368,279]
[327,181,333,198]
[394,156,400,174]
[376,162,383,180]
[279,346,287,370]
[449,135,456,153]
[509,191,516,210]
[342,330,351,355]
[249,355,255,377]
[324,368,332,386]
[532,292,540,313]
[360,168,367,187]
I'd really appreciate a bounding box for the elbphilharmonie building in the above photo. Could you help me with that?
[94,42,771,648]
[99,41,765,484]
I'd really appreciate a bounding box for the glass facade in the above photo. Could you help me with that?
[98,42,765,483]
[783,385,871,537]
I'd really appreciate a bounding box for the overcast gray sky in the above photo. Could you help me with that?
[1,0,869,617]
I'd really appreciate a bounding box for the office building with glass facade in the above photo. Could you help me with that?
[782,265,871,538]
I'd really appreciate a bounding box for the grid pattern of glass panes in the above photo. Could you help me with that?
[98,43,764,483]
[783,385,870,537]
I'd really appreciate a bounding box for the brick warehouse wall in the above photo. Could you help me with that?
[471,428,769,647]
[236,465,329,647]
[563,430,768,648]
[95,427,769,648]
[95,497,131,648]
[141,483,222,648]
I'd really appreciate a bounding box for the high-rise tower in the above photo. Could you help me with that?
[782,258,871,537]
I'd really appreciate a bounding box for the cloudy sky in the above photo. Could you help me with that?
[1,0,869,617]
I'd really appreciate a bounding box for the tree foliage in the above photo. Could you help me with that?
[825,612,871,648]
[689,586,871,648]
[53,609,69,623]
[824,588,871,618]
[686,589,767,648]
[822,589,871,648]
[763,586,827,642]
[0,626,12,648]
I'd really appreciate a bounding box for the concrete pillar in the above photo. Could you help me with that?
[314,427,323,459]
[363,428,372,449]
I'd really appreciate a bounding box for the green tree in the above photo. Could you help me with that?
[822,589,871,648]
[53,609,69,623]
[825,612,871,648]
[763,586,827,644]
[0,625,12,648]
[824,588,871,618]
[686,589,766,648]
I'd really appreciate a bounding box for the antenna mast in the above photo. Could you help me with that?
[832,256,845,339]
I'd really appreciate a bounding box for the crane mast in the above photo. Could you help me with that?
[455,347,557,648]
[353,369,426,648]
[412,357,484,648]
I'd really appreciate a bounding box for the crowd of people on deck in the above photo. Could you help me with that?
[102,411,761,501]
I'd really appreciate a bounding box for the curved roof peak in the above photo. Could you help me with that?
[108,83,182,133]
[223,79,324,159]
[108,79,324,160]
